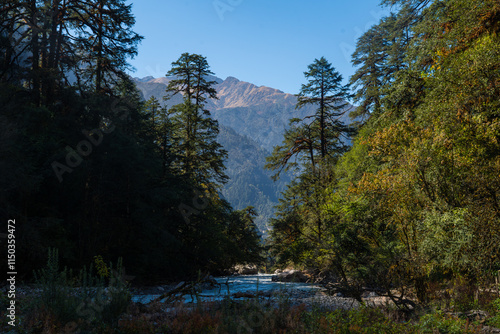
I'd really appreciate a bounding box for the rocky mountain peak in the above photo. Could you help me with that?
[133,75,155,82]
[133,74,352,152]
[223,76,240,84]
[214,76,294,110]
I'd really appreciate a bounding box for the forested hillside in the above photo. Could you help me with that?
[268,0,500,306]
[0,2,263,283]
[217,125,290,233]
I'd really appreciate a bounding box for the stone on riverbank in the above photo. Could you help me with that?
[233,264,259,275]
[271,270,308,283]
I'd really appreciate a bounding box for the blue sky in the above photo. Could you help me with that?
[126,0,391,95]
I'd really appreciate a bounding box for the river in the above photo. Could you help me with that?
[132,274,324,304]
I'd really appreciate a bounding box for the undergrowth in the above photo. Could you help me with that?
[2,257,500,333]
[118,299,483,334]
[20,248,131,333]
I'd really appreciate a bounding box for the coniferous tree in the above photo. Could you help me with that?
[75,0,143,94]
[267,57,354,180]
[0,0,142,99]
[267,58,355,265]
[350,16,403,120]
[144,96,176,177]
[265,118,319,179]
[296,57,354,160]
[164,52,227,189]
[0,0,24,83]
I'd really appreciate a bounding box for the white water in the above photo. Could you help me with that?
[133,274,323,304]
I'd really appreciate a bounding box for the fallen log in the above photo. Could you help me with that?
[151,274,223,304]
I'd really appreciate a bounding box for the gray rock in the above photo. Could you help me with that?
[271,270,308,283]
[481,326,500,333]
[233,264,259,275]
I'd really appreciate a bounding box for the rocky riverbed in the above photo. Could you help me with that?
[130,274,394,311]
[4,273,394,312]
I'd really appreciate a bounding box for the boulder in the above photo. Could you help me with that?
[271,270,308,283]
[481,326,500,333]
[233,264,259,275]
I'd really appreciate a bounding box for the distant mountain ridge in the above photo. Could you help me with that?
[132,75,353,233]
[133,75,352,152]
[210,76,289,109]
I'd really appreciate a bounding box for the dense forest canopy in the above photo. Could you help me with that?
[267,0,500,304]
[0,0,262,282]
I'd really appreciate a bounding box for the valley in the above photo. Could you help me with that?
[133,75,352,232]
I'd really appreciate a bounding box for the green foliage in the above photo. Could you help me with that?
[32,248,78,324]
[267,0,500,310]
[417,311,475,334]
[100,257,132,326]
[226,206,265,264]
[419,209,475,276]
[28,249,131,332]
[350,13,406,120]
[94,255,110,278]
[487,298,500,328]
[164,52,228,189]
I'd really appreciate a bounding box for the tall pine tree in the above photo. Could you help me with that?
[164,52,227,189]
[267,57,354,179]
[296,57,354,160]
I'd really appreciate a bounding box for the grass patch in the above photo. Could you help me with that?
[12,249,131,333]
[2,262,499,333]
[117,298,483,334]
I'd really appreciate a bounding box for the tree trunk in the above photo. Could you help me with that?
[29,0,40,106]
[320,79,325,158]
[96,0,103,93]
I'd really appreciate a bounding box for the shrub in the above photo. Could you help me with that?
[417,310,479,334]
[25,249,131,332]
[487,298,500,328]
[31,248,80,326]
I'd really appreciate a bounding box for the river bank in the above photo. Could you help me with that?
[129,273,398,312]
[4,275,500,333]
